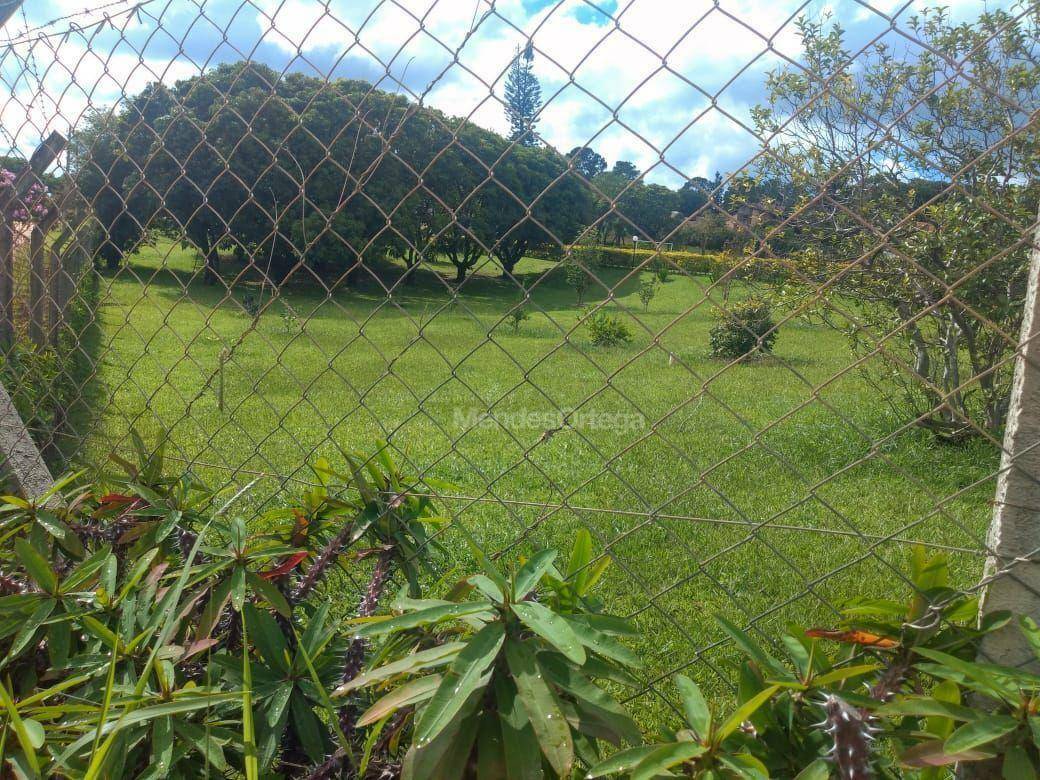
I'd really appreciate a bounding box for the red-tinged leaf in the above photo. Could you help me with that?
[183,638,219,660]
[805,628,899,649]
[145,562,170,590]
[901,740,994,768]
[260,551,309,580]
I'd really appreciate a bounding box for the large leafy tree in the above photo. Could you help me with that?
[752,7,1040,438]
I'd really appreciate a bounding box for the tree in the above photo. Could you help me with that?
[753,7,1040,437]
[504,42,542,146]
[611,160,639,180]
[567,146,607,179]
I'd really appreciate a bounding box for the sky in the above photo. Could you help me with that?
[0,0,1015,186]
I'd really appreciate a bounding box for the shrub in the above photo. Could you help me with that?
[506,300,531,333]
[637,277,657,312]
[586,308,633,346]
[709,297,777,358]
[564,261,589,304]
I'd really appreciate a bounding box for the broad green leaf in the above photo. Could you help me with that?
[511,601,585,664]
[513,549,557,599]
[794,759,831,780]
[675,674,711,739]
[245,571,291,618]
[0,679,40,777]
[5,598,55,663]
[587,745,661,777]
[564,617,641,668]
[1004,746,1037,780]
[630,742,707,780]
[495,674,543,780]
[468,574,504,603]
[716,614,789,679]
[878,696,976,721]
[244,604,290,674]
[115,548,158,603]
[566,529,593,593]
[505,639,573,778]
[540,654,639,746]
[809,664,880,688]
[15,538,56,594]
[414,622,504,745]
[944,715,1019,755]
[230,565,247,612]
[62,546,113,591]
[150,717,173,777]
[717,685,779,741]
[335,642,465,696]
[34,510,84,558]
[358,675,441,727]
[477,714,507,780]
[353,602,494,639]
[291,690,326,764]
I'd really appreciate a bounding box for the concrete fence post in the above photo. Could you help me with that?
[976,210,1040,669]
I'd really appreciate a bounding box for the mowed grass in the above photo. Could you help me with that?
[76,238,998,718]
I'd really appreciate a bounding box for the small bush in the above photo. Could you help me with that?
[637,277,657,312]
[586,308,633,346]
[564,261,589,304]
[507,300,530,333]
[709,297,778,358]
[241,291,261,317]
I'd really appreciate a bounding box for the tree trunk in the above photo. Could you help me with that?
[204,244,221,285]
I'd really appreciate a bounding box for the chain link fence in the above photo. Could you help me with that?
[0,0,1038,718]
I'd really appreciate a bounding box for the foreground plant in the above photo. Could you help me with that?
[341,534,642,778]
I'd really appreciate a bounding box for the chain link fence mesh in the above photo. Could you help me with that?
[0,0,1038,718]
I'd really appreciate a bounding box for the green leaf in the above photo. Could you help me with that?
[150,717,173,777]
[716,614,788,679]
[291,690,326,764]
[477,714,507,780]
[62,546,113,592]
[505,639,573,778]
[358,675,442,727]
[540,654,639,746]
[336,642,465,696]
[564,617,641,668]
[14,538,56,595]
[241,612,259,780]
[511,601,585,664]
[630,742,707,780]
[513,550,557,599]
[5,598,55,664]
[1004,746,1036,780]
[468,574,505,603]
[115,548,158,603]
[0,679,40,777]
[794,759,831,780]
[245,571,291,618]
[414,622,504,746]
[566,529,593,593]
[717,685,779,741]
[878,697,976,721]
[353,602,494,639]
[244,603,291,674]
[809,664,881,688]
[587,745,661,777]
[675,675,711,739]
[34,510,84,558]
[230,565,247,612]
[944,715,1019,755]
[495,674,543,780]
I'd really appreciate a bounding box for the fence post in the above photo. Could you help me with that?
[29,208,58,348]
[976,211,1040,669]
[0,216,13,350]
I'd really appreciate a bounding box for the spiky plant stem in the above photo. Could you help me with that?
[304,548,395,780]
[292,521,356,604]
[822,694,874,780]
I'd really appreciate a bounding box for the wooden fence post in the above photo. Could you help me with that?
[48,228,71,347]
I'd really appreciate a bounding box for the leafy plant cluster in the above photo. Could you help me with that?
[0,439,1035,779]
[709,297,778,359]
[584,308,634,348]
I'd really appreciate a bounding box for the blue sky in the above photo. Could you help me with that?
[2,0,1014,185]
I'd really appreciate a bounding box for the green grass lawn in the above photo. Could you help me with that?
[74,238,998,720]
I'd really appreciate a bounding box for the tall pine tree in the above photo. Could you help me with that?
[504,42,542,146]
